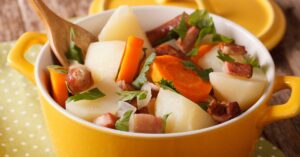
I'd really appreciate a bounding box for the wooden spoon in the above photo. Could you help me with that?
[28,0,98,67]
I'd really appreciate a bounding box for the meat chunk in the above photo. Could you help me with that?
[117,80,135,91]
[155,43,185,58]
[224,61,253,78]
[176,26,200,53]
[93,113,118,129]
[146,13,189,46]
[67,64,93,94]
[219,43,247,55]
[129,114,163,133]
[207,100,241,123]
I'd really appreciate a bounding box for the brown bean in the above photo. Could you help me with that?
[146,13,189,46]
[93,113,118,129]
[67,64,93,94]
[176,26,200,53]
[129,114,163,133]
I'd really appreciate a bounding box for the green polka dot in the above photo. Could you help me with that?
[0,42,285,157]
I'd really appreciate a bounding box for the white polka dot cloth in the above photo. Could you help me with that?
[0,42,285,157]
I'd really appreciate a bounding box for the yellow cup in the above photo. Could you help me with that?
[8,6,300,157]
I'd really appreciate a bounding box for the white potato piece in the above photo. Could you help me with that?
[209,68,267,111]
[98,6,151,49]
[155,89,215,133]
[197,46,223,72]
[66,41,126,121]
[85,41,125,84]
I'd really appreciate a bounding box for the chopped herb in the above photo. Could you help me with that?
[199,102,209,111]
[181,61,213,81]
[115,110,133,131]
[217,50,235,62]
[132,53,156,88]
[244,56,260,68]
[189,10,216,46]
[117,90,148,102]
[162,113,172,133]
[195,26,215,46]
[153,30,178,46]
[65,27,84,64]
[173,14,188,39]
[67,88,105,102]
[158,79,178,92]
[47,65,68,74]
[212,34,234,43]
[186,48,199,57]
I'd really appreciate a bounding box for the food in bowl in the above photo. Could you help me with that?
[47,6,267,134]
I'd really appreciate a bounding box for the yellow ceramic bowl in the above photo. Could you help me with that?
[7,6,300,157]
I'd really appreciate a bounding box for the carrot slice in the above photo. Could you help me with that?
[117,36,144,83]
[191,44,214,63]
[48,65,68,108]
[150,55,212,102]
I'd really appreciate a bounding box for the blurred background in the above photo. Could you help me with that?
[0,0,299,156]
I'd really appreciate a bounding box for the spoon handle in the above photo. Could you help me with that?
[28,0,61,28]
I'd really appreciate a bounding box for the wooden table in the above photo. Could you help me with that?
[0,0,299,156]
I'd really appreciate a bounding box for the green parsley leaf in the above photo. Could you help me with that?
[158,79,178,92]
[115,110,133,131]
[212,34,234,43]
[66,27,84,64]
[117,90,148,102]
[67,88,105,102]
[47,65,67,74]
[181,61,213,81]
[195,26,215,46]
[132,53,156,88]
[173,14,188,39]
[217,50,235,62]
[198,102,209,111]
[162,113,172,133]
[186,48,199,57]
[244,56,260,68]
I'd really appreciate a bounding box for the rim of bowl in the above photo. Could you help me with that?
[35,6,275,138]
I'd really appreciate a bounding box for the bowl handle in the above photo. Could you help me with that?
[258,76,300,127]
[7,32,47,83]
[88,0,216,15]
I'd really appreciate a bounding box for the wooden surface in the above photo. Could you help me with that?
[0,0,299,156]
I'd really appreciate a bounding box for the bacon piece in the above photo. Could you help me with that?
[155,43,185,58]
[219,43,247,55]
[93,113,118,129]
[207,100,241,123]
[224,61,253,78]
[129,114,163,133]
[146,13,189,46]
[176,26,200,53]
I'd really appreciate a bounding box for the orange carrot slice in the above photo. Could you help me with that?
[191,44,214,63]
[48,65,68,108]
[117,36,144,83]
[151,55,212,102]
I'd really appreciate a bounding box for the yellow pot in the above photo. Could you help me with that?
[7,6,300,157]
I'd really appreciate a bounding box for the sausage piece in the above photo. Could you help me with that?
[219,43,247,55]
[93,113,118,129]
[207,100,241,123]
[146,13,189,46]
[224,61,253,78]
[155,43,185,58]
[67,64,94,94]
[129,114,163,133]
[176,26,200,53]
